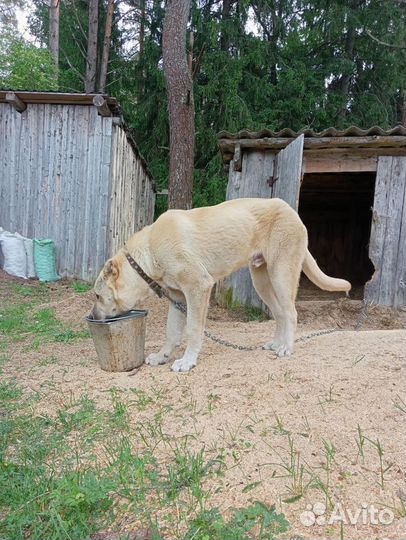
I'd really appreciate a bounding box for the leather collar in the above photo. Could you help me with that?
[123,248,164,298]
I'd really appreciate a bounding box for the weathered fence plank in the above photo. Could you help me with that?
[108,126,155,257]
[365,156,406,308]
[273,134,304,210]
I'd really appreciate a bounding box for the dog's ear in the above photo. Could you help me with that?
[104,259,119,279]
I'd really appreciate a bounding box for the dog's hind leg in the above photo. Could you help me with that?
[171,279,214,373]
[264,258,302,357]
[249,263,284,352]
[146,290,186,366]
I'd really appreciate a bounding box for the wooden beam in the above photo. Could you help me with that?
[93,94,112,117]
[5,92,26,113]
[304,146,406,158]
[303,156,377,173]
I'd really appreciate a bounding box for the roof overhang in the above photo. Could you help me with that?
[218,126,406,167]
[0,91,120,116]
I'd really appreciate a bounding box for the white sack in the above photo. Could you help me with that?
[0,232,28,279]
[0,228,4,268]
[15,232,36,278]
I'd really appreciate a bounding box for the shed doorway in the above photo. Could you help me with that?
[298,172,376,299]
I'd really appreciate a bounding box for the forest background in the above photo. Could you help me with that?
[1,0,405,212]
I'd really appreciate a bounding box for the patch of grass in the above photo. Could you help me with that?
[364,436,392,490]
[309,439,337,510]
[222,288,268,321]
[57,395,101,433]
[53,328,90,342]
[271,413,290,436]
[130,388,154,411]
[0,379,23,404]
[0,381,290,540]
[166,445,224,504]
[185,502,288,540]
[12,282,50,300]
[356,424,366,462]
[379,493,406,519]
[318,385,339,409]
[393,395,406,414]
[38,355,59,367]
[0,354,10,373]
[0,302,88,348]
[71,281,93,294]
[264,434,312,503]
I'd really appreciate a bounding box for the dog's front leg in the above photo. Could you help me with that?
[146,293,186,366]
[171,284,212,373]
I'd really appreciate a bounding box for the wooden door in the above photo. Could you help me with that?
[224,149,275,311]
[222,136,305,312]
[273,133,304,210]
[365,156,406,308]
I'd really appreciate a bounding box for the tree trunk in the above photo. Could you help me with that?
[49,0,60,73]
[85,0,99,93]
[98,0,114,93]
[337,24,355,121]
[163,0,195,210]
[139,0,145,61]
[220,0,231,51]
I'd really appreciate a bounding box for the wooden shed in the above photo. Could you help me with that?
[218,126,406,310]
[0,91,155,281]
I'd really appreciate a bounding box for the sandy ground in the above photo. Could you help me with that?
[2,275,406,540]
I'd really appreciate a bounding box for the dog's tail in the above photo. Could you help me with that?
[302,249,351,292]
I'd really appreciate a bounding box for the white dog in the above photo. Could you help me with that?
[92,198,351,372]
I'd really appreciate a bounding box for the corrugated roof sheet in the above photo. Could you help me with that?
[218,125,406,140]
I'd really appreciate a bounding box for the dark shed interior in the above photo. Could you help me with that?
[298,172,376,297]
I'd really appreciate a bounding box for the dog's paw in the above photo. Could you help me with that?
[262,341,293,357]
[275,344,293,357]
[171,357,197,373]
[145,352,170,366]
[262,341,280,351]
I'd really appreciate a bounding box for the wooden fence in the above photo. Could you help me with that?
[0,102,155,281]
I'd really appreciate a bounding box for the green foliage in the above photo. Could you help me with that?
[0,33,57,90]
[3,0,405,209]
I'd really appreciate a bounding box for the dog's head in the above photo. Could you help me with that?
[91,255,151,320]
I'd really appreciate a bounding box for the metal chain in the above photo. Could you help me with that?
[166,294,369,352]
[203,328,261,351]
[354,298,371,330]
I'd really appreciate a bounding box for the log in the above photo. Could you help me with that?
[93,94,112,117]
[5,92,26,113]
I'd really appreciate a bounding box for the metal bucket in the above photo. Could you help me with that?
[86,310,148,372]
